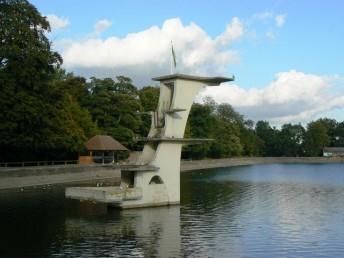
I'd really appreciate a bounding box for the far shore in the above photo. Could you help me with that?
[180,156,344,172]
[1,157,343,191]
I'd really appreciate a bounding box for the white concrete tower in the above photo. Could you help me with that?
[66,74,233,208]
[119,74,233,208]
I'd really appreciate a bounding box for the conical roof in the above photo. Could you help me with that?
[85,135,128,151]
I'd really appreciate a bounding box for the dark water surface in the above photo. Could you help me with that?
[1,164,344,257]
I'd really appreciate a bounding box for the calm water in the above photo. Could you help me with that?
[1,164,344,257]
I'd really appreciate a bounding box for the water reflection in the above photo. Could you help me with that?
[58,206,181,257]
[180,164,344,257]
[1,164,344,257]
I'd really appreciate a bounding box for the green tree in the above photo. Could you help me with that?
[208,119,242,158]
[208,103,244,157]
[278,123,305,156]
[240,127,264,156]
[114,76,138,96]
[216,103,244,124]
[304,120,329,156]
[255,121,279,156]
[53,70,90,103]
[0,0,64,161]
[316,118,338,146]
[52,71,99,146]
[138,86,160,137]
[185,101,246,159]
[183,103,215,159]
[84,77,143,149]
[139,86,159,112]
[333,122,344,147]
[0,1,100,161]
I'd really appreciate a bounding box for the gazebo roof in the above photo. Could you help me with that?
[85,135,128,151]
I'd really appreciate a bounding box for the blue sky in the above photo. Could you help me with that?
[30,0,344,124]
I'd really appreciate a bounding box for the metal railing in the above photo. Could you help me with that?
[0,160,78,168]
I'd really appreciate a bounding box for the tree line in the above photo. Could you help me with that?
[1,0,343,162]
[185,104,344,159]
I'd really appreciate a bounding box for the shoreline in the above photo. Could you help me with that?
[180,156,344,172]
[1,157,343,190]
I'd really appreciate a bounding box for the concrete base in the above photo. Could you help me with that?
[66,184,179,209]
[65,186,142,204]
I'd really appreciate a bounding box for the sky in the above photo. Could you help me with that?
[30,0,344,125]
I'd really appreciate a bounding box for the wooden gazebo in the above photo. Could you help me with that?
[79,135,128,164]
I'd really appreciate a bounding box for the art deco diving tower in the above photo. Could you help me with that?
[66,74,233,208]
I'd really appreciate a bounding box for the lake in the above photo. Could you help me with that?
[1,163,344,257]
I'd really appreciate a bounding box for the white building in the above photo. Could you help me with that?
[323,147,344,157]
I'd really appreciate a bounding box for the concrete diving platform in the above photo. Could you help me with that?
[66,183,170,209]
[66,186,143,204]
[65,73,231,208]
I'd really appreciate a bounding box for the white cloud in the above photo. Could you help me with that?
[52,17,344,124]
[59,17,243,83]
[252,12,287,27]
[253,11,273,21]
[249,12,287,40]
[93,19,112,36]
[215,17,244,45]
[46,14,69,31]
[197,70,344,124]
[275,14,286,27]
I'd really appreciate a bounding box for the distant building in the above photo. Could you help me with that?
[79,135,128,164]
[323,147,344,157]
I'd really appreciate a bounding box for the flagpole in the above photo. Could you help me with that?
[170,49,173,74]
[170,41,173,74]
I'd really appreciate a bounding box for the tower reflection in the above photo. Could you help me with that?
[63,204,181,257]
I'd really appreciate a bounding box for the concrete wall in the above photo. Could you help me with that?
[0,164,120,176]
[0,164,121,190]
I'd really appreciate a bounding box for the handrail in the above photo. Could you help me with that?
[0,160,78,168]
